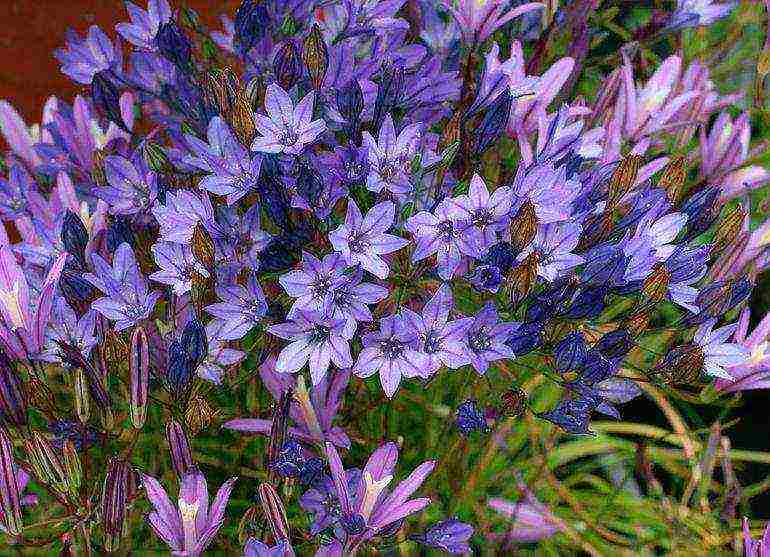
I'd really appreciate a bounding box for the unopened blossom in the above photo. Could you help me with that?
[252,84,326,155]
[150,242,209,295]
[205,273,267,341]
[116,0,173,50]
[412,518,474,555]
[85,243,161,331]
[449,174,511,249]
[464,303,518,375]
[354,315,431,398]
[329,200,409,279]
[142,469,238,557]
[0,101,42,168]
[54,25,122,84]
[278,251,347,318]
[443,0,544,45]
[407,200,483,280]
[401,284,473,373]
[243,538,296,557]
[185,117,263,205]
[362,114,421,194]
[268,311,353,385]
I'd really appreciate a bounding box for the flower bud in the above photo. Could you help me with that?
[0,427,22,536]
[26,376,56,416]
[302,24,329,90]
[658,155,686,203]
[91,72,126,131]
[681,186,721,242]
[165,420,193,478]
[130,326,150,429]
[181,317,207,371]
[642,263,671,302]
[184,395,216,435]
[336,79,364,126]
[475,91,512,155]
[61,211,88,269]
[258,482,290,541]
[167,340,193,396]
[101,458,130,552]
[60,268,97,317]
[25,432,67,494]
[607,154,642,208]
[499,388,527,417]
[191,223,216,272]
[373,65,404,128]
[229,90,256,145]
[274,41,303,91]
[0,351,26,427]
[203,69,239,115]
[509,252,539,303]
[157,22,192,70]
[579,351,615,384]
[594,329,633,360]
[234,0,270,56]
[624,309,651,337]
[105,217,136,254]
[713,202,746,255]
[505,322,543,356]
[91,150,108,187]
[653,343,704,385]
[73,368,90,424]
[143,141,172,174]
[554,332,587,372]
[509,200,537,252]
[61,440,82,494]
[103,329,129,373]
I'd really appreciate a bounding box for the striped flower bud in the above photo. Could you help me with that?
[191,223,216,272]
[143,141,172,174]
[184,395,217,435]
[0,351,26,427]
[73,368,90,424]
[165,420,194,478]
[642,263,671,302]
[61,440,82,495]
[26,376,56,416]
[509,200,538,252]
[130,326,150,429]
[101,458,130,552]
[554,332,587,372]
[61,211,88,269]
[658,155,686,203]
[475,91,512,155]
[652,343,704,385]
[273,40,303,91]
[157,22,192,71]
[0,428,22,536]
[336,79,364,127]
[230,90,256,145]
[234,0,269,56]
[92,72,127,132]
[713,202,746,255]
[203,69,239,115]
[302,24,329,89]
[607,154,642,209]
[258,482,290,541]
[25,432,67,494]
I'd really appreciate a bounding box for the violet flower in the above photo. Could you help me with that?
[55,25,122,85]
[401,284,474,373]
[150,242,209,296]
[278,251,347,318]
[743,517,770,557]
[488,476,563,544]
[142,469,238,557]
[152,190,216,244]
[323,441,435,550]
[691,319,749,380]
[329,200,409,280]
[327,267,389,337]
[669,0,736,29]
[448,174,511,250]
[96,153,159,215]
[116,0,173,50]
[522,222,584,282]
[463,302,518,375]
[268,311,353,386]
[41,300,98,364]
[412,518,474,555]
[362,114,421,194]
[224,355,351,448]
[252,84,326,155]
[715,308,770,392]
[406,199,483,281]
[443,0,544,45]
[185,117,263,205]
[623,212,687,283]
[84,243,161,331]
[243,538,296,557]
[205,273,267,341]
[354,314,432,398]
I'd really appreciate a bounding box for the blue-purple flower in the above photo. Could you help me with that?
[116,0,173,50]
[97,153,159,215]
[205,273,267,341]
[449,174,511,249]
[252,84,326,155]
[362,114,421,194]
[463,303,518,375]
[55,26,122,85]
[150,242,209,295]
[279,251,347,318]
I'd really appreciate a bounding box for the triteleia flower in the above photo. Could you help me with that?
[463,302,518,375]
[456,399,489,436]
[449,174,511,249]
[622,212,687,283]
[693,318,749,380]
[715,308,770,393]
[251,84,326,155]
[153,190,215,244]
[116,0,173,50]
[0,101,41,168]
[669,0,736,29]
[326,268,389,337]
[150,242,209,295]
[243,538,296,557]
[323,441,435,549]
[205,273,267,341]
[329,200,409,279]
[401,284,474,373]
[0,247,67,360]
[278,251,347,318]
[185,117,263,205]
[412,518,474,555]
[443,0,544,45]
[488,476,563,544]
[362,114,421,195]
[55,25,122,85]
[743,517,770,557]
[354,315,431,398]
[142,469,238,557]
[522,222,584,282]
[268,311,353,385]
[84,243,161,331]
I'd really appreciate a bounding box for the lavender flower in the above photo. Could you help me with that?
[327,268,389,336]
[488,476,563,544]
[354,315,432,398]
[743,517,770,557]
[252,84,326,155]
[205,273,267,341]
[269,311,353,385]
[278,251,347,318]
[463,303,518,375]
[362,114,421,194]
[142,469,238,557]
[185,117,263,205]
[443,0,544,45]
[150,242,209,295]
[55,26,122,85]
[329,200,409,279]
[523,222,584,282]
[449,174,511,249]
[693,319,749,380]
[84,243,161,331]
[116,0,173,50]
[243,538,296,557]
[412,518,474,555]
[716,309,770,393]
[152,190,215,244]
[669,0,736,29]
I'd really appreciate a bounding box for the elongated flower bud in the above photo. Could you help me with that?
[0,428,21,536]
[25,432,67,494]
[62,440,82,495]
[0,351,26,427]
[642,263,671,302]
[274,41,303,91]
[712,202,746,255]
[92,72,126,132]
[509,200,538,252]
[336,79,364,126]
[203,69,239,115]
[60,268,98,317]
[554,332,587,372]
[73,368,90,424]
[130,326,150,429]
[157,22,192,70]
[230,91,256,145]
[191,223,216,273]
[143,141,172,174]
[607,154,642,208]
[258,482,290,541]
[658,155,686,203]
[475,91,512,155]
[165,420,193,478]
[101,458,130,552]
[234,0,269,55]
[184,395,217,435]
[61,211,88,269]
[302,24,329,89]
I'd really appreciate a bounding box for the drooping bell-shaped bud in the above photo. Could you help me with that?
[373,66,404,129]
[61,440,82,495]
[91,72,126,132]
[274,41,303,91]
[130,326,150,429]
[607,154,642,209]
[101,458,130,552]
[0,351,26,427]
[554,332,587,372]
[143,141,172,174]
[475,91,512,155]
[258,482,290,541]
[73,368,90,424]
[594,329,634,360]
[234,0,270,56]
[0,427,22,536]
[336,79,364,127]
[105,217,136,254]
[165,420,194,478]
[61,211,88,269]
[509,201,537,252]
[181,317,207,371]
[642,262,671,302]
[302,24,329,90]
[504,322,543,357]
[157,22,193,70]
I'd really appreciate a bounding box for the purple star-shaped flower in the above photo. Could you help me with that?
[449,173,512,249]
[116,0,172,50]
[84,243,161,331]
[185,117,262,205]
[152,190,215,244]
[327,267,389,337]
[354,315,431,398]
[204,273,267,341]
[54,25,121,85]
[149,241,209,296]
[401,284,474,373]
[463,302,518,375]
[406,199,483,280]
[96,153,159,215]
[251,84,326,155]
[279,252,347,318]
[269,311,353,386]
[522,222,584,282]
[329,200,409,280]
[362,114,421,194]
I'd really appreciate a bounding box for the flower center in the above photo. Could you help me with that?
[468,328,491,352]
[379,337,404,360]
[279,128,299,146]
[348,232,370,253]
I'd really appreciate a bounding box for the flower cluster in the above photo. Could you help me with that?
[0,0,764,554]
